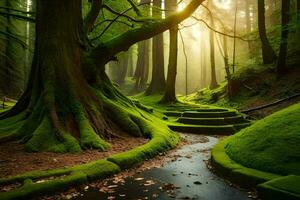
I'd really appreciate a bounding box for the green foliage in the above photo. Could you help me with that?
[225,102,300,175]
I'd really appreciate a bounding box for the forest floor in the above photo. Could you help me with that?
[0,136,148,178]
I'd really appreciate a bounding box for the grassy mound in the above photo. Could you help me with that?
[225,102,300,175]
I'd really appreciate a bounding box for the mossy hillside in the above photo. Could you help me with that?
[211,137,280,188]
[257,175,300,200]
[225,102,300,175]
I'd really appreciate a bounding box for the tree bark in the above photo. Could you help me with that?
[116,53,129,85]
[245,0,254,57]
[160,0,178,103]
[145,0,166,95]
[133,39,149,92]
[277,0,291,75]
[257,0,277,64]
[208,0,218,89]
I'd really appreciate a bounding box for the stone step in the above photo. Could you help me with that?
[168,123,250,135]
[177,116,249,125]
[182,111,238,118]
[163,111,183,117]
[167,108,229,112]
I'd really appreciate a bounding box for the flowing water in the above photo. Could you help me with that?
[74,134,250,200]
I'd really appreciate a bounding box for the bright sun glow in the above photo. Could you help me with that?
[213,0,232,10]
[191,26,201,39]
[177,2,186,11]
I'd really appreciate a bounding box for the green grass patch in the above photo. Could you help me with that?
[225,102,300,175]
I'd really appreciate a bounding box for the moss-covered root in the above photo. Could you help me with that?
[108,117,180,169]
[0,160,120,200]
[72,103,110,151]
[24,116,82,153]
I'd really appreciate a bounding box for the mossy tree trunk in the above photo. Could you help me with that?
[257,0,277,64]
[0,0,206,152]
[277,0,291,75]
[160,0,178,103]
[145,0,166,95]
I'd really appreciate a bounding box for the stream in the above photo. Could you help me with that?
[73,134,250,200]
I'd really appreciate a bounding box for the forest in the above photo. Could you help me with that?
[0,0,299,199]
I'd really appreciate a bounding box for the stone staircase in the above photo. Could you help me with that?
[164,106,251,135]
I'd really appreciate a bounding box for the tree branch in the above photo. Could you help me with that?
[102,4,146,23]
[92,0,206,65]
[84,0,103,34]
[126,0,141,16]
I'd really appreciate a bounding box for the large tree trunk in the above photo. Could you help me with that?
[257,0,277,64]
[277,0,291,75]
[160,0,178,103]
[0,0,141,152]
[145,0,166,95]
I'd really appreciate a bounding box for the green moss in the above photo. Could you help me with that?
[24,117,81,153]
[225,102,300,175]
[0,160,120,200]
[257,175,300,200]
[108,117,179,169]
[211,137,280,188]
[72,102,110,151]
[0,172,88,200]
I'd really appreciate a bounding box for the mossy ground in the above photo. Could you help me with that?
[225,102,300,176]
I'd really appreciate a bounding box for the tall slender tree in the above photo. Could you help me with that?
[133,0,151,92]
[277,0,291,75]
[208,0,218,89]
[161,0,178,103]
[145,0,166,95]
[245,0,254,57]
[257,0,277,64]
